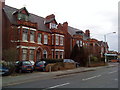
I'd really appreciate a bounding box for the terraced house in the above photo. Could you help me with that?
[1,1,108,62]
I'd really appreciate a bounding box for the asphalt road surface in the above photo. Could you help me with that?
[3,63,119,89]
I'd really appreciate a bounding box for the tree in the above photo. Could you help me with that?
[70,44,89,66]
[2,47,18,73]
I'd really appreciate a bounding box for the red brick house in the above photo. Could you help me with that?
[1,1,108,62]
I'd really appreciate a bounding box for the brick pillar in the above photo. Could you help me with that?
[27,49,29,61]
[34,49,36,62]
[28,49,30,61]
[35,31,38,43]
[19,48,22,61]
[20,26,23,41]
[28,29,30,43]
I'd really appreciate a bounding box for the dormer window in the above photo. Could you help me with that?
[18,13,29,21]
[50,23,57,29]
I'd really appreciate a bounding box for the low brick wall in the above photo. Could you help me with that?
[45,63,76,72]
[64,63,76,69]
[89,62,107,67]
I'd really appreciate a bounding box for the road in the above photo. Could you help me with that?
[3,63,119,89]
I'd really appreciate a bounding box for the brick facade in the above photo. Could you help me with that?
[2,1,108,62]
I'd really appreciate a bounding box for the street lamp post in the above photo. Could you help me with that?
[104,32,116,63]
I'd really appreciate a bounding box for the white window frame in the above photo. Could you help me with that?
[50,23,57,29]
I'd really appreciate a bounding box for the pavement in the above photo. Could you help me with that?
[2,63,117,87]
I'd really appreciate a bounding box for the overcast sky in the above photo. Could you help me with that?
[5,0,119,51]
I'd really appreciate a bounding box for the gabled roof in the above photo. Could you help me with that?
[3,5,51,32]
[13,7,29,16]
[68,26,89,40]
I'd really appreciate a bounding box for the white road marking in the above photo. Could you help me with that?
[109,71,117,74]
[48,83,70,89]
[82,75,101,81]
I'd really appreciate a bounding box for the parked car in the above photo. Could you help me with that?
[63,59,80,67]
[0,64,10,76]
[63,59,75,63]
[29,60,35,66]
[34,61,47,71]
[15,61,34,73]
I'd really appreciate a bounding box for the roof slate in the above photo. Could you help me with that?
[3,5,51,32]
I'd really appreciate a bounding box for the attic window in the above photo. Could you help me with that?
[18,13,29,21]
[50,23,57,29]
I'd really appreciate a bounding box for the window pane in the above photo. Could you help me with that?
[60,37,63,45]
[38,33,41,43]
[29,49,34,60]
[43,50,47,58]
[56,35,59,45]
[22,29,28,41]
[22,49,27,60]
[30,31,34,42]
[44,35,48,44]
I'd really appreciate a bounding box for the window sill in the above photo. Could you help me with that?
[38,43,42,45]
[22,40,28,42]
[30,41,35,43]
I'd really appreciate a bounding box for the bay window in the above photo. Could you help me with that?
[56,35,59,45]
[22,49,27,60]
[38,33,42,44]
[60,37,64,45]
[29,49,34,60]
[30,31,35,42]
[22,29,28,42]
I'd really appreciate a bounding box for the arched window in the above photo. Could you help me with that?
[43,50,47,59]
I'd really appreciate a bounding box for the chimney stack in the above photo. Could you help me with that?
[0,0,5,8]
[85,29,90,37]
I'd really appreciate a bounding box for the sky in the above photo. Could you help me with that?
[5,0,119,52]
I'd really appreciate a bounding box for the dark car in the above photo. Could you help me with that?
[15,61,34,73]
[34,61,47,71]
[0,64,10,76]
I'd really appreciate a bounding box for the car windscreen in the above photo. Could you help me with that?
[36,62,44,65]
[23,61,31,65]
